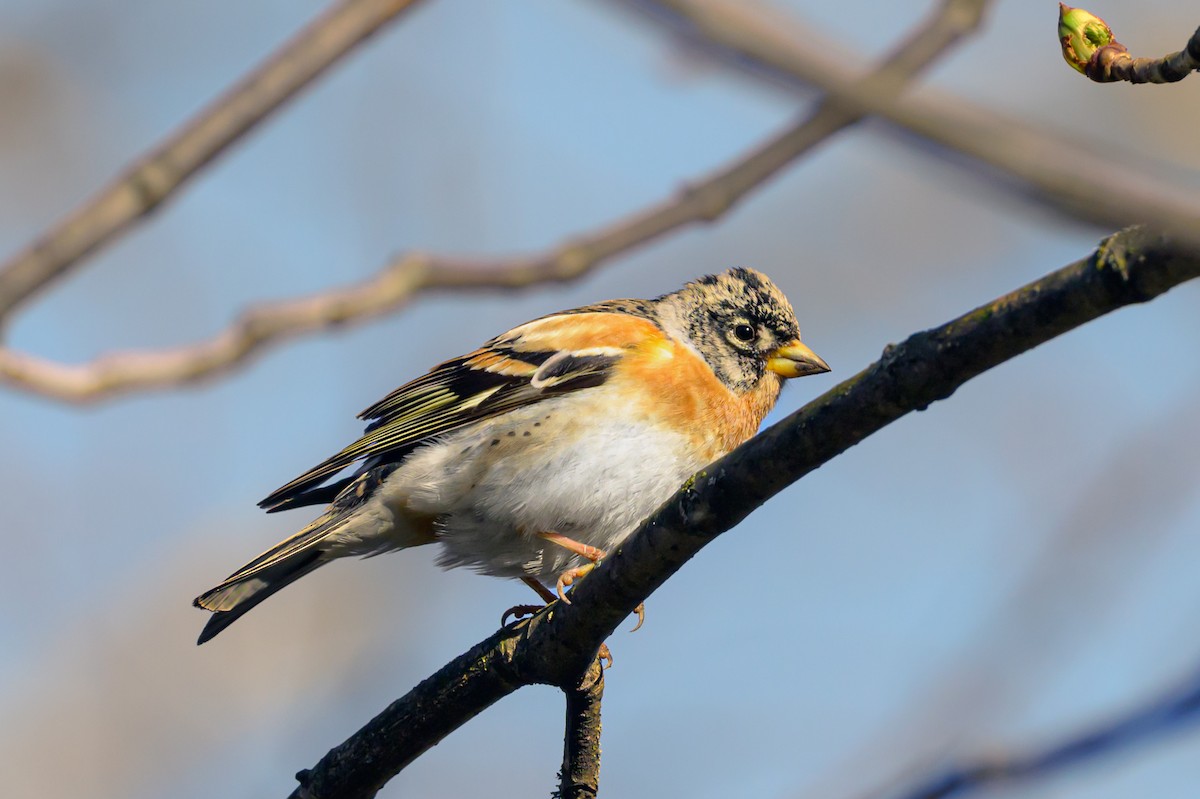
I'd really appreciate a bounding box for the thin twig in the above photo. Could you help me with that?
[1088,25,1200,83]
[556,659,605,799]
[633,0,1200,245]
[884,663,1200,799]
[288,228,1200,799]
[0,0,426,324]
[0,0,985,404]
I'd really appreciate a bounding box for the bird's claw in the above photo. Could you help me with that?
[500,604,545,626]
[630,602,645,632]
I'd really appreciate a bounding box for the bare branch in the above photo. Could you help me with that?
[0,0,427,324]
[633,0,1200,245]
[1058,4,1200,82]
[0,0,985,404]
[885,663,1200,799]
[623,0,989,94]
[557,660,605,799]
[289,630,525,799]
[288,227,1200,798]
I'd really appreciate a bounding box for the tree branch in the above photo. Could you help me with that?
[631,0,1200,245]
[0,0,427,324]
[289,630,525,799]
[557,659,606,799]
[0,0,985,404]
[886,663,1200,799]
[288,227,1200,798]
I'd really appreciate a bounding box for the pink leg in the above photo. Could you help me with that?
[537,532,646,632]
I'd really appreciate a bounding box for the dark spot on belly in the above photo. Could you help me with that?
[490,439,500,446]
[507,431,516,437]
[523,431,531,437]
[533,421,541,427]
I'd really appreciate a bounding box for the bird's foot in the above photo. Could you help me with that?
[555,562,596,604]
[536,532,607,604]
[530,533,646,653]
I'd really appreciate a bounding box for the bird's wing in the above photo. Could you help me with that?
[258,309,661,511]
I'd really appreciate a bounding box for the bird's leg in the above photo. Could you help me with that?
[538,532,606,568]
[523,575,558,603]
[537,531,645,632]
[538,531,604,603]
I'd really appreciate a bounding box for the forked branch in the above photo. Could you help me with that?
[289,228,1200,798]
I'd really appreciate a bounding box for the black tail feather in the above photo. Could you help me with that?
[195,551,323,645]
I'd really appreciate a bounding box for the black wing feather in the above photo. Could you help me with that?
[258,343,620,512]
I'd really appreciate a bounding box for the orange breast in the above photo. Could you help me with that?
[614,336,782,462]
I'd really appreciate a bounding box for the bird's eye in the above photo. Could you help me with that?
[733,324,756,343]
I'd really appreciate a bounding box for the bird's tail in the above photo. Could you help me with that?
[193,504,353,645]
[193,550,325,644]
[193,465,411,644]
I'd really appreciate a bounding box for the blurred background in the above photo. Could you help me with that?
[1,0,1199,796]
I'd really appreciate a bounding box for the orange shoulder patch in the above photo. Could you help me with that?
[506,312,662,353]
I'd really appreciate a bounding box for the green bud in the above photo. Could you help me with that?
[1058,3,1114,74]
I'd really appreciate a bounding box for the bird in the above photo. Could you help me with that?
[193,267,829,644]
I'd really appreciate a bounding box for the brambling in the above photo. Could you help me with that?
[194,268,828,644]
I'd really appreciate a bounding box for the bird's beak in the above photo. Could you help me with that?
[766,340,831,378]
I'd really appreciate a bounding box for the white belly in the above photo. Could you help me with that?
[378,393,704,580]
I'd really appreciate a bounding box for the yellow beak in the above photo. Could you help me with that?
[765,340,831,378]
